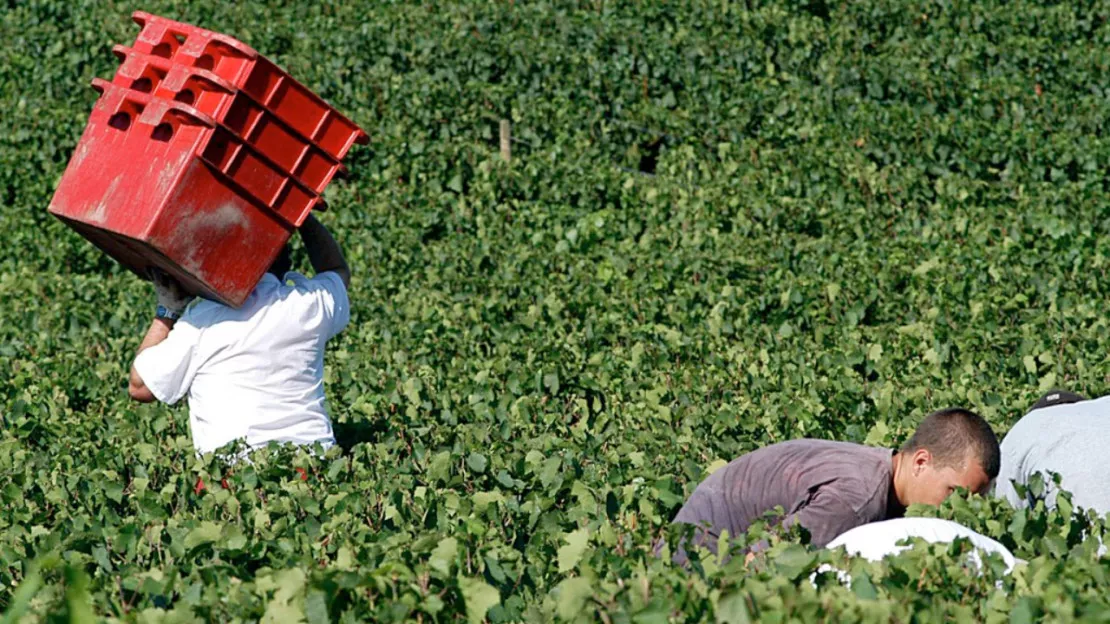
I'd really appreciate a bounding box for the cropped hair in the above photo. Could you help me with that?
[900,407,1000,479]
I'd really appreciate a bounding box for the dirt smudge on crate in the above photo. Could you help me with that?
[87,175,123,225]
[153,152,189,200]
[167,201,249,278]
[71,141,93,170]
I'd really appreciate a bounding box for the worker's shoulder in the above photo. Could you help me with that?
[183,277,283,325]
[831,517,977,545]
[772,438,868,449]
[180,297,232,326]
[734,439,888,477]
[1006,394,1110,439]
[281,270,347,296]
[763,438,885,458]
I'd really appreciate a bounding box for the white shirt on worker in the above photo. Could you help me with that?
[827,518,1018,573]
[134,271,349,455]
[996,394,1110,516]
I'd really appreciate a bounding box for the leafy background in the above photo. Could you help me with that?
[3,0,1110,621]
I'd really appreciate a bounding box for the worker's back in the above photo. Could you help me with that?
[669,439,895,563]
[133,270,349,455]
[827,518,1017,573]
[997,395,1110,515]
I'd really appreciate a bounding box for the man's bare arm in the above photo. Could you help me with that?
[129,269,192,402]
[129,318,175,402]
[300,213,350,287]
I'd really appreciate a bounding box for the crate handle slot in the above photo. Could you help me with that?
[151,123,173,142]
[108,112,132,131]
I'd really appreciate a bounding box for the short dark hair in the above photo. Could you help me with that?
[900,407,1000,479]
[268,244,292,278]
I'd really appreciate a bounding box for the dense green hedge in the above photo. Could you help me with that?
[4,0,1110,620]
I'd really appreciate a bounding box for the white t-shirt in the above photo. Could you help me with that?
[826,518,1017,573]
[996,395,1110,515]
[134,271,349,455]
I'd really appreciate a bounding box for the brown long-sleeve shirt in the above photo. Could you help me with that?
[670,440,899,564]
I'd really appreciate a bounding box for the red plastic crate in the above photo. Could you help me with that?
[49,79,321,307]
[128,11,368,161]
[109,45,345,194]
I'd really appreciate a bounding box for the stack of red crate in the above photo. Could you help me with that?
[48,11,368,307]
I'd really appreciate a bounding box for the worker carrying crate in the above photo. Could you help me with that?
[48,12,367,459]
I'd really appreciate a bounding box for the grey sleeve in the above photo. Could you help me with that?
[782,488,865,548]
[995,436,1029,510]
[994,468,1026,510]
[668,479,730,564]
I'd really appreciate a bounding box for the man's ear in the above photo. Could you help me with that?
[912,448,932,474]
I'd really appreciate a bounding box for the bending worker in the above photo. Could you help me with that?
[128,213,350,457]
[826,517,1017,575]
[666,408,1000,564]
[996,390,1110,516]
